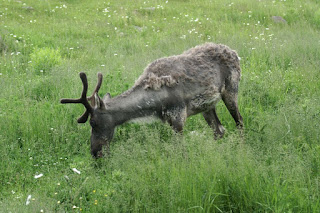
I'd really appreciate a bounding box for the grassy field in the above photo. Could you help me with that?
[1,0,320,212]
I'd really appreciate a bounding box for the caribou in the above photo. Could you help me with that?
[61,43,243,157]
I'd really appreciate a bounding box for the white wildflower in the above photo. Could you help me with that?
[72,168,81,174]
[26,195,32,205]
[34,173,43,179]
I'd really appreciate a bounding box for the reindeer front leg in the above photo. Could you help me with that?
[203,107,225,139]
[164,106,187,133]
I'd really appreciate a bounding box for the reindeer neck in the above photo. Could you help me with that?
[105,86,162,125]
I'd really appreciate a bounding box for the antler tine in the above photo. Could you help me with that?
[94,72,103,94]
[79,72,94,113]
[60,72,93,114]
[87,72,103,100]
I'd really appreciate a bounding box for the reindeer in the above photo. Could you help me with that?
[61,43,243,157]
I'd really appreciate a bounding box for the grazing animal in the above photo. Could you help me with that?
[61,43,243,157]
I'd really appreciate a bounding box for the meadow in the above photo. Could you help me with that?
[0,0,320,212]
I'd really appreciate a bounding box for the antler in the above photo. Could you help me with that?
[60,72,103,123]
[88,72,103,106]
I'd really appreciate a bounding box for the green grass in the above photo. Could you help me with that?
[1,0,320,212]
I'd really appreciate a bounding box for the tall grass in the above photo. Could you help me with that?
[0,0,319,212]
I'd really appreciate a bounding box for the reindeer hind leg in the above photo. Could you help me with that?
[222,73,243,128]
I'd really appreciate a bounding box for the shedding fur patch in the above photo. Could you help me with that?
[135,43,241,91]
[143,73,178,90]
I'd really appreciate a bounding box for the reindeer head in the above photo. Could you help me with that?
[61,72,114,158]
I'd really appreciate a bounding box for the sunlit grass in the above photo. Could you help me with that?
[1,0,320,212]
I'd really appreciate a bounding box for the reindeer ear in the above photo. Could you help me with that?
[94,93,106,109]
[103,93,111,103]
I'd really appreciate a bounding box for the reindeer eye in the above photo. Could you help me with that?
[90,119,97,127]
